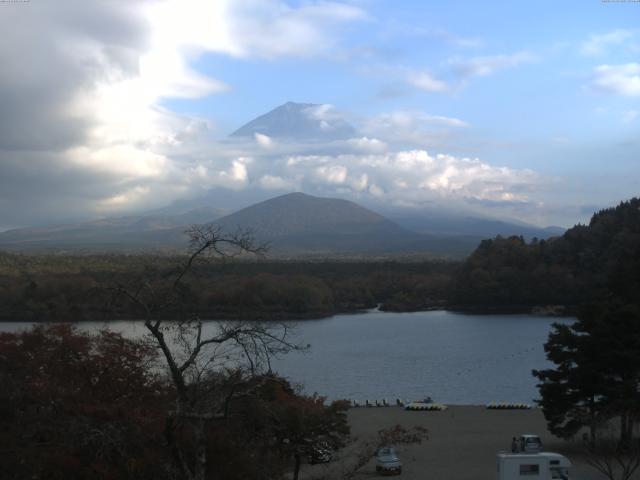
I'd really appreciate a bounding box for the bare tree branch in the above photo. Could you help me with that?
[108,224,298,480]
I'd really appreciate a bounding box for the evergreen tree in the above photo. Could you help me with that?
[534,302,640,446]
[533,320,606,444]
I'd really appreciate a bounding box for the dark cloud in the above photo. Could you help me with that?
[0,1,153,225]
[0,1,147,151]
[0,1,557,229]
[0,150,136,226]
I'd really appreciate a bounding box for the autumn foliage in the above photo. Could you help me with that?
[0,324,167,478]
[0,324,350,480]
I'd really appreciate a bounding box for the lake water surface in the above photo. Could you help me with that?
[1,310,571,405]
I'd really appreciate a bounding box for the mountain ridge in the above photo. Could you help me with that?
[0,192,565,257]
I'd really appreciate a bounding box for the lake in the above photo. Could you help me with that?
[0,310,571,405]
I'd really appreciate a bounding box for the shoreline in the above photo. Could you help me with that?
[0,305,574,323]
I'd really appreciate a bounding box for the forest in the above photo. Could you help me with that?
[2,199,639,479]
[449,197,640,314]
[0,225,430,480]
[0,254,454,322]
[1,198,639,322]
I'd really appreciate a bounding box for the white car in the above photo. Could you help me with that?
[375,447,402,475]
[519,434,543,453]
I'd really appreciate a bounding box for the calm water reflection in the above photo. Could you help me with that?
[1,310,571,404]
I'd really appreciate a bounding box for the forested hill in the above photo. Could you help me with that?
[449,197,640,312]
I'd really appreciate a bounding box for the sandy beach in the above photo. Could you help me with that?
[301,406,616,480]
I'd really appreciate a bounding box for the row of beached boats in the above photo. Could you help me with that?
[348,398,532,410]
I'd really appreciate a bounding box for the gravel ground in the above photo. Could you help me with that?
[300,406,620,480]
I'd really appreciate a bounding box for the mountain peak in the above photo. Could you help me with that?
[215,192,395,239]
[283,101,314,108]
[229,102,357,141]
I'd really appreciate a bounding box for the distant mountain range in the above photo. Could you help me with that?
[0,102,566,256]
[0,207,223,252]
[229,102,357,141]
[388,211,564,240]
[0,192,563,257]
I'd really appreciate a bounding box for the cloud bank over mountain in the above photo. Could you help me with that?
[0,1,368,228]
[1,1,637,230]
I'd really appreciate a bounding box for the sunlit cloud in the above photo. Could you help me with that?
[0,0,368,223]
[277,150,541,208]
[145,0,367,60]
[347,137,388,153]
[259,174,297,191]
[590,63,640,97]
[255,133,275,149]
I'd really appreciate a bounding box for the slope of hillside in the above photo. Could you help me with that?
[215,192,399,237]
[0,207,223,251]
[0,190,566,258]
[213,192,481,256]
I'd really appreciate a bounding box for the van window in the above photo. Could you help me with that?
[520,464,540,476]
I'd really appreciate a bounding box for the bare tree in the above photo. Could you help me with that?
[111,224,300,480]
[583,423,640,480]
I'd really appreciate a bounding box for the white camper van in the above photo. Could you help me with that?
[496,452,571,480]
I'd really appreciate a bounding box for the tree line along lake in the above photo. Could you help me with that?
[1,310,571,405]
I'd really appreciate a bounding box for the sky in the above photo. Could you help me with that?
[0,0,639,230]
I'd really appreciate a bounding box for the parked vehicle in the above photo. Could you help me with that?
[519,434,543,453]
[375,447,402,475]
[496,452,571,480]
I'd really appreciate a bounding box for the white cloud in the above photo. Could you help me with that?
[226,158,249,183]
[304,103,338,120]
[192,164,208,179]
[581,29,636,56]
[369,184,384,197]
[0,1,553,226]
[279,150,540,208]
[0,0,369,223]
[590,63,640,96]
[193,158,251,190]
[67,144,168,179]
[148,0,367,60]
[259,174,295,190]
[407,71,450,92]
[365,111,469,130]
[98,186,152,210]
[404,51,537,95]
[315,165,349,184]
[351,173,369,191]
[255,133,274,148]
[450,51,537,78]
[422,115,469,127]
[360,111,470,147]
[347,137,388,153]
